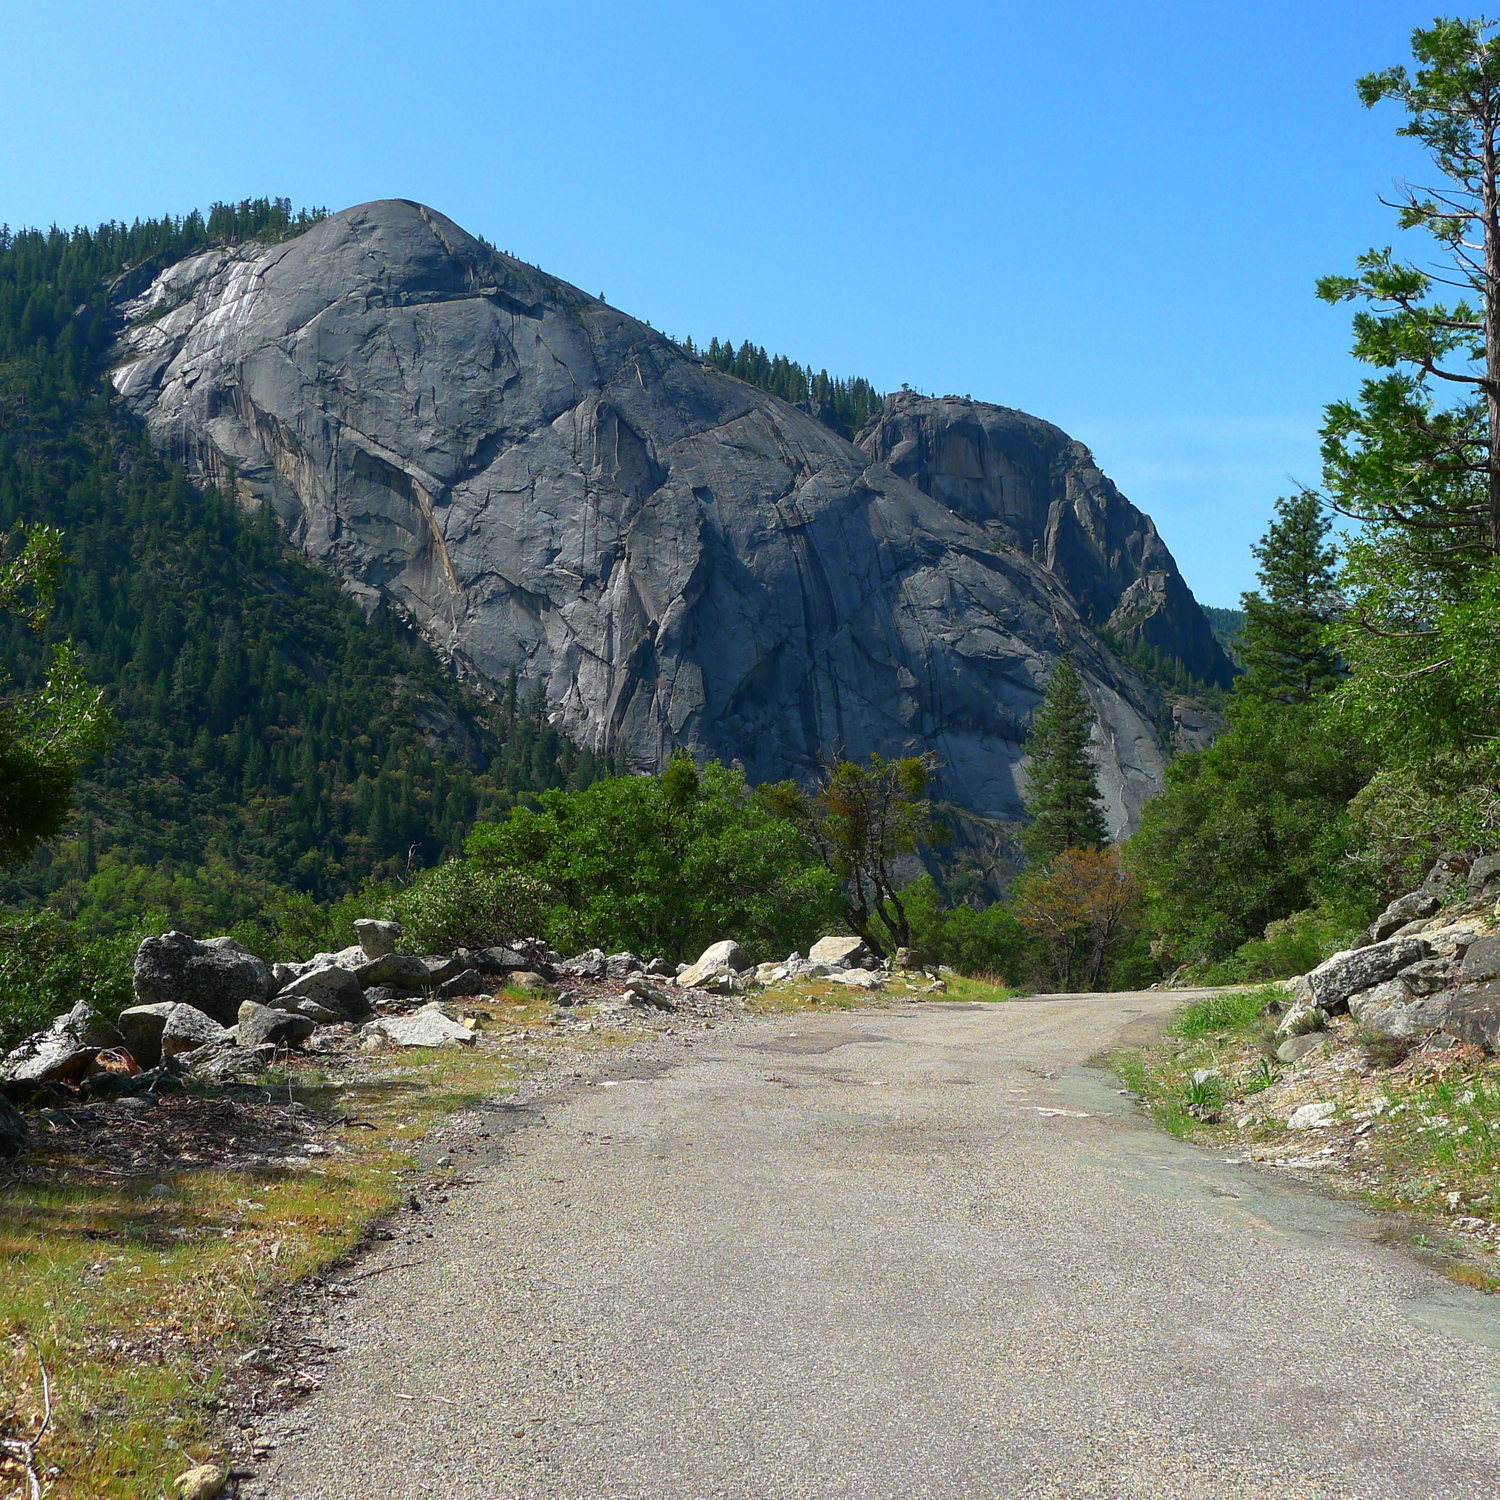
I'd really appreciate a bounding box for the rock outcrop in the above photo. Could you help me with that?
[856,393,1233,688]
[110,199,1221,832]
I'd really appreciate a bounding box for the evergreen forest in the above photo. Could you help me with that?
[0,199,610,940]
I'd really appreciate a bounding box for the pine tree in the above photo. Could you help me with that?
[1021,656,1108,865]
[1236,493,1342,704]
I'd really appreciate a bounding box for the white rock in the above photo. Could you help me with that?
[677,939,749,988]
[828,969,883,990]
[1287,1101,1337,1131]
[363,1004,476,1049]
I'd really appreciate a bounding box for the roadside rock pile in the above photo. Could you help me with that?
[0,923,932,1158]
[1271,853,1500,1064]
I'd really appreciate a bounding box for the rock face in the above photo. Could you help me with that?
[856,393,1233,689]
[110,199,1222,834]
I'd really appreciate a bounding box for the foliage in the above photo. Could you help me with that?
[1314,19,1500,850]
[900,875,1030,979]
[1201,605,1246,661]
[466,755,842,961]
[0,524,110,867]
[684,335,884,438]
[228,882,399,966]
[1203,899,1370,984]
[1128,696,1375,963]
[1020,656,1108,866]
[1237,492,1343,704]
[0,911,140,1054]
[0,200,609,936]
[1013,846,1143,992]
[392,860,551,954]
[762,753,941,955]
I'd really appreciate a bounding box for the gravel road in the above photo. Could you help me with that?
[255,992,1500,1499]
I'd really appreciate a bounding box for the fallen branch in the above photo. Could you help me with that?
[0,1345,52,1500]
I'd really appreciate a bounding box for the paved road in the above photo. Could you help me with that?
[259,993,1500,1499]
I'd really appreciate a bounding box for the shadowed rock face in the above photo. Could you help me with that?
[857,393,1233,688]
[109,199,1206,833]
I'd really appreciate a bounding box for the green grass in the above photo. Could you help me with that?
[1167,985,1280,1040]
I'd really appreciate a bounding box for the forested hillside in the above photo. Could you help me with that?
[0,200,609,937]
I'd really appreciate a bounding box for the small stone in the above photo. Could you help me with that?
[172,1465,225,1500]
[1287,1101,1337,1131]
[1275,1033,1324,1064]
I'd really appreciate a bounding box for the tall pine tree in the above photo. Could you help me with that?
[1236,493,1342,704]
[1021,656,1108,865]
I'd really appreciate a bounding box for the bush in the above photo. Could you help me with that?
[0,911,140,1054]
[1204,898,1369,984]
[901,876,1030,978]
[391,861,551,955]
[464,757,842,961]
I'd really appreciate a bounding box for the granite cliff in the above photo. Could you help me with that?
[109,199,1226,836]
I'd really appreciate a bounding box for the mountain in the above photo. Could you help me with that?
[856,393,1232,690]
[108,199,1227,836]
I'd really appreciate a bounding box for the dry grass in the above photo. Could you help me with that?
[0,992,557,1500]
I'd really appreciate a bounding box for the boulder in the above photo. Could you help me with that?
[181,1042,276,1084]
[809,935,870,968]
[1,1001,123,1084]
[645,957,677,979]
[1393,955,1458,996]
[563,948,607,979]
[1304,936,1432,1012]
[463,945,533,975]
[274,997,340,1024]
[433,969,485,1000]
[236,1001,316,1050]
[677,940,750,989]
[161,1004,232,1057]
[1460,936,1500,985]
[354,952,438,992]
[1469,853,1500,896]
[624,977,679,1011]
[1348,980,1430,1040]
[605,952,643,979]
[1429,981,1500,1051]
[892,947,925,971]
[117,1003,178,1068]
[133,931,273,1025]
[273,962,367,1018]
[1366,890,1443,945]
[362,1003,476,1049]
[828,969,884,991]
[507,971,552,992]
[354,918,404,961]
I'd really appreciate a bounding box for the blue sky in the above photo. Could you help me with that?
[0,1,1441,605]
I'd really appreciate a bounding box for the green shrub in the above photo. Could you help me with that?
[464,756,842,962]
[0,911,141,1054]
[1204,897,1370,984]
[392,860,551,954]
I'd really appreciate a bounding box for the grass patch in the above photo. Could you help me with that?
[1167,985,1279,1040]
[0,995,557,1499]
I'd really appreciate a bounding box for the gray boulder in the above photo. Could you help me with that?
[564,948,607,979]
[110,200,1226,840]
[1,1001,122,1083]
[1460,936,1500,985]
[1275,1033,1326,1064]
[133,931,273,1025]
[237,1001,316,1050]
[1305,936,1432,1012]
[624,977,679,1011]
[1275,1001,1329,1040]
[362,1003,476,1049]
[182,1042,277,1084]
[1429,983,1500,1051]
[1469,853,1500,896]
[809,935,870,969]
[354,918,404,960]
[432,969,485,1000]
[1348,980,1431,1040]
[354,952,465,992]
[161,1004,231,1058]
[1366,890,1444,945]
[273,962,367,1018]
[605,952,643,979]
[117,1003,177,1068]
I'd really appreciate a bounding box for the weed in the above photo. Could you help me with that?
[1168,986,1280,1041]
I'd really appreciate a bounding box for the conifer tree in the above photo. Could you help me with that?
[1236,492,1342,704]
[1021,656,1108,865]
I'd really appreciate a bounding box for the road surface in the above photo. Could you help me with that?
[255,992,1500,1499]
